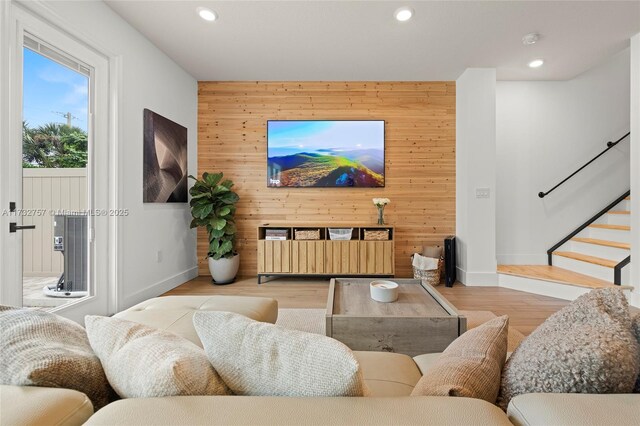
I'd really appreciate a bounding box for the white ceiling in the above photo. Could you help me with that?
[105,0,640,81]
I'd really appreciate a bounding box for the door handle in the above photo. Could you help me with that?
[9,222,36,233]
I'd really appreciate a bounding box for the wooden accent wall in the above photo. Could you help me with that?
[198,82,455,278]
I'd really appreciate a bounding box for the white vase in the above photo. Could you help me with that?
[208,254,240,285]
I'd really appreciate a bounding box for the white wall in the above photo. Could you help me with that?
[21,1,198,311]
[496,49,631,265]
[630,34,640,307]
[456,68,497,286]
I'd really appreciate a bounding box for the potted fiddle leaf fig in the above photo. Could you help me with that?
[189,172,240,284]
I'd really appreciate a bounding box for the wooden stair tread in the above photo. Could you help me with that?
[571,237,630,250]
[608,210,630,215]
[497,265,628,290]
[589,224,630,231]
[553,251,618,268]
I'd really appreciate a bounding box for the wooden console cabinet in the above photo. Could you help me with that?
[257,224,394,283]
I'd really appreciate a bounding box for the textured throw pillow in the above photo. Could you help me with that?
[0,305,113,409]
[498,288,640,410]
[193,311,368,397]
[85,315,229,398]
[411,315,508,403]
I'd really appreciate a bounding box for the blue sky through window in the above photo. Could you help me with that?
[23,48,88,132]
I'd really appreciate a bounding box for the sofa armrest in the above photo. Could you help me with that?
[0,385,93,426]
[508,393,640,426]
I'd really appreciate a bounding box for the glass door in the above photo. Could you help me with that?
[21,35,90,310]
[1,3,113,321]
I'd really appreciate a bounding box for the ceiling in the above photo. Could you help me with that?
[105,0,640,81]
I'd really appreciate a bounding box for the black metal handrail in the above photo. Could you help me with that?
[538,132,630,199]
[614,256,631,286]
[546,190,630,265]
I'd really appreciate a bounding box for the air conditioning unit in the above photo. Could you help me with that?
[44,215,88,298]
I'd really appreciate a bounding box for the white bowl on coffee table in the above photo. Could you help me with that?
[370,280,399,303]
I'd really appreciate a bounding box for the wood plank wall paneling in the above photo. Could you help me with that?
[198,81,456,278]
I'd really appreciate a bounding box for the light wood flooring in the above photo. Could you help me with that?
[165,276,569,336]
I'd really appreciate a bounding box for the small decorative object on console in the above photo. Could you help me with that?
[369,280,399,303]
[372,198,390,225]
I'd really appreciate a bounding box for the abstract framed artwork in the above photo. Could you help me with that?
[143,109,188,203]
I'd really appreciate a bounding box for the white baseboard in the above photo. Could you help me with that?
[498,273,591,301]
[457,267,497,286]
[118,266,198,312]
[496,254,548,265]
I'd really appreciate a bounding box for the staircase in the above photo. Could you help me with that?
[497,133,633,301]
[498,193,633,300]
[498,193,632,300]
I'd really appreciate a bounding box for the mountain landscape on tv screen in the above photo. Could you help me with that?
[268,148,384,187]
[267,120,385,187]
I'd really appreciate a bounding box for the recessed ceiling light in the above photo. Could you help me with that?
[528,59,544,68]
[522,33,540,45]
[197,7,217,22]
[394,7,414,22]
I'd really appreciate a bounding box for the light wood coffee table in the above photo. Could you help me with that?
[325,278,466,356]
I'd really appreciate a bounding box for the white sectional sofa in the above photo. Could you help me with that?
[1,295,638,426]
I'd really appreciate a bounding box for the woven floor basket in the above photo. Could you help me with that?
[412,257,444,286]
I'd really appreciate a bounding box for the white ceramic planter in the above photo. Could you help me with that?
[208,254,240,285]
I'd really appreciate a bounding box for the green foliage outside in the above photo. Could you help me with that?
[22,122,88,168]
[189,172,240,260]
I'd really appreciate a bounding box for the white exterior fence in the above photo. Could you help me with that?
[22,168,87,276]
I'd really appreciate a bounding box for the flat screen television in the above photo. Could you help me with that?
[267,120,385,188]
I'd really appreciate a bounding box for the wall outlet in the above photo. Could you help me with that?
[475,188,490,199]
[156,250,162,263]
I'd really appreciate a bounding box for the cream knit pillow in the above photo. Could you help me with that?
[411,315,508,403]
[85,316,229,398]
[193,311,368,397]
[0,306,113,409]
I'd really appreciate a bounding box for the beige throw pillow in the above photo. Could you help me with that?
[498,288,640,410]
[0,306,113,409]
[193,311,368,397]
[411,315,508,403]
[85,315,229,398]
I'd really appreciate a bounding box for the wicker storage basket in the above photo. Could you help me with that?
[363,229,389,241]
[295,229,320,240]
[412,256,444,286]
